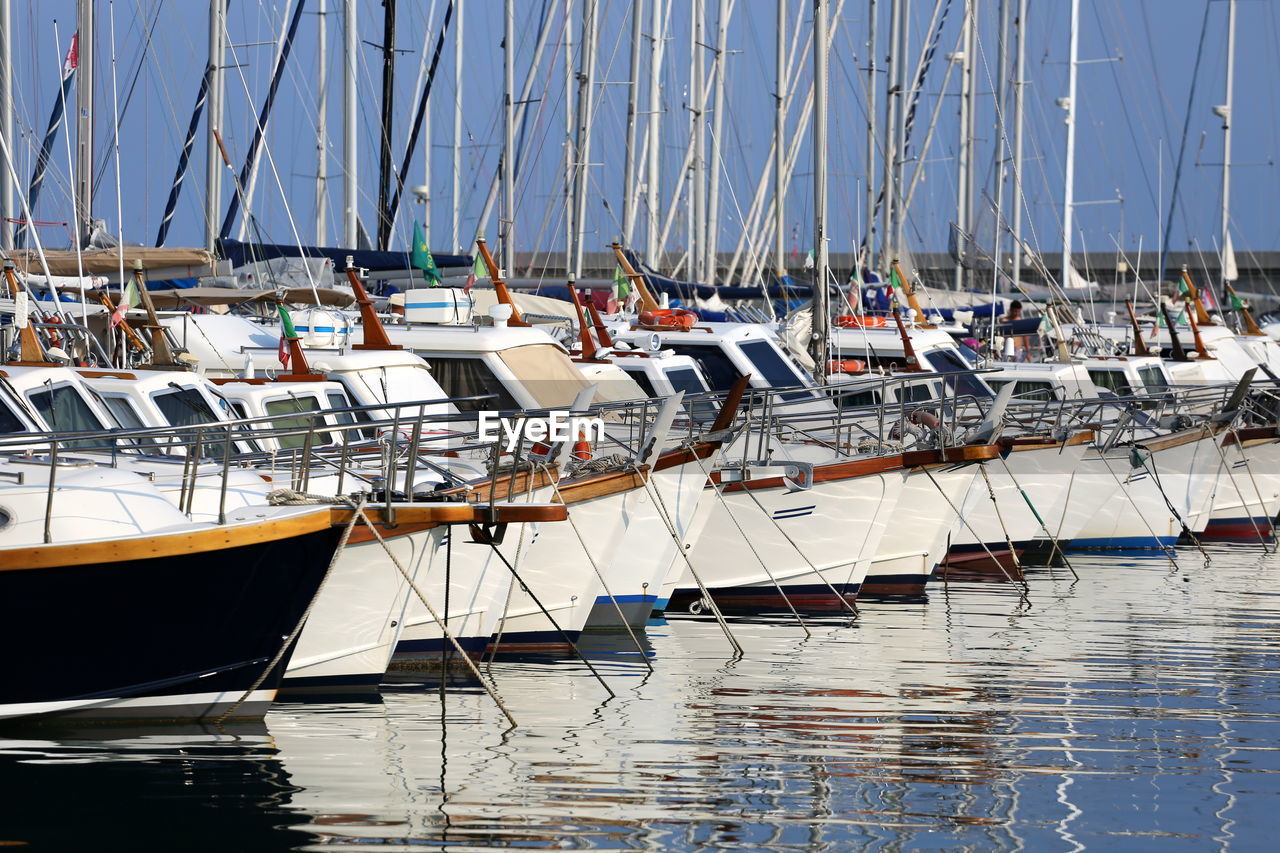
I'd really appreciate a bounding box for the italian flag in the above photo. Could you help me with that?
[109,278,139,329]
[464,252,487,294]
[278,304,297,368]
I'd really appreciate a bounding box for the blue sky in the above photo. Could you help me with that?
[7,0,1277,273]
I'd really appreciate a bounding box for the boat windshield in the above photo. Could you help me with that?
[495,344,592,408]
[1138,366,1169,393]
[154,387,218,428]
[28,384,112,448]
[0,400,26,435]
[424,356,521,411]
[923,350,993,399]
[736,340,814,400]
[265,395,332,449]
[666,366,717,420]
[1087,368,1135,397]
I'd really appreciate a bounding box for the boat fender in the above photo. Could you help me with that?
[572,430,592,461]
[910,409,941,430]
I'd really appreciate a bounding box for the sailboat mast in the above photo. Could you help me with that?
[75,0,94,244]
[343,0,358,247]
[704,0,730,286]
[1010,0,1026,287]
[502,0,515,273]
[563,0,574,277]
[863,0,876,271]
[891,0,910,262]
[879,0,900,263]
[1219,0,1236,285]
[621,0,644,247]
[774,0,788,279]
[644,0,666,267]
[451,0,462,251]
[1060,0,1080,285]
[0,0,12,249]
[953,0,972,291]
[376,0,396,251]
[570,0,598,278]
[690,0,707,282]
[316,0,328,244]
[811,0,830,383]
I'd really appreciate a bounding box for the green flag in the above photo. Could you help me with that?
[889,264,906,293]
[277,304,297,367]
[410,221,442,284]
[278,303,297,338]
[613,265,631,301]
[1230,290,1246,311]
[1177,278,1190,296]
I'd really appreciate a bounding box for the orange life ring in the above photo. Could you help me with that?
[835,315,887,328]
[638,308,697,330]
[827,358,866,374]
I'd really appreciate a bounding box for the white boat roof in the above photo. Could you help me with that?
[385,322,567,355]
[307,349,432,373]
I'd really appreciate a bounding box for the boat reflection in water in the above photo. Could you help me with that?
[3,549,1277,850]
[0,724,308,851]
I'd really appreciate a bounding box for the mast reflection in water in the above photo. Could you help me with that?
[2,549,1279,850]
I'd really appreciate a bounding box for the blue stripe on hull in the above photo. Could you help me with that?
[1066,535,1178,550]
[486,629,583,655]
[592,594,659,605]
[392,634,490,658]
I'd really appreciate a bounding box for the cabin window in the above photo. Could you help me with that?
[1087,369,1134,397]
[265,396,331,449]
[665,367,718,420]
[101,395,145,429]
[28,384,109,448]
[666,344,740,392]
[833,387,881,409]
[0,401,26,435]
[424,357,520,411]
[99,396,163,451]
[989,380,1057,401]
[154,387,218,428]
[924,350,992,399]
[326,390,373,439]
[620,366,657,397]
[1138,366,1169,393]
[665,367,709,396]
[737,340,813,400]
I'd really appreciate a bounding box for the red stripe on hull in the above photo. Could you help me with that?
[1201,519,1274,542]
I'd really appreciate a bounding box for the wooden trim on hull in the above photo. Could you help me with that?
[1135,424,1224,453]
[998,430,1096,452]
[711,453,906,493]
[554,466,650,504]
[1221,426,1280,448]
[3,508,333,571]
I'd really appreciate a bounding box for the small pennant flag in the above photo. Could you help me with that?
[612,265,631,302]
[464,253,487,293]
[888,264,906,294]
[1230,289,1246,311]
[109,277,139,329]
[410,222,442,285]
[277,304,296,368]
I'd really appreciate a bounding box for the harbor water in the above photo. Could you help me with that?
[3,547,1279,851]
